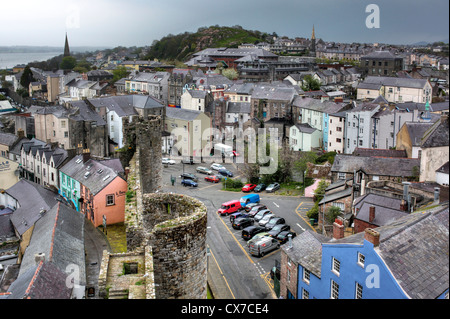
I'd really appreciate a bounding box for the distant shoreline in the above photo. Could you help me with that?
[0,46,112,54]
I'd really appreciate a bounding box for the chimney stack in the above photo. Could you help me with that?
[17,128,25,139]
[434,187,441,203]
[369,206,375,223]
[333,218,345,240]
[82,149,91,163]
[364,228,380,246]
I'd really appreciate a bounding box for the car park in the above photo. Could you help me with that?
[247,204,268,217]
[276,230,297,244]
[242,184,257,192]
[196,166,213,175]
[232,217,254,230]
[181,179,198,187]
[254,183,266,193]
[239,194,260,208]
[246,231,270,247]
[180,173,198,182]
[217,200,241,216]
[205,175,220,183]
[264,217,286,231]
[241,226,267,241]
[242,202,259,212]
[162,157,176,165]
[211,163,225,171]
[266,183,280,193]
[218,168,233,177]
[268,224,290,238]
[258,213,276,228]
[248,237,280,257]
[253,209,272,223]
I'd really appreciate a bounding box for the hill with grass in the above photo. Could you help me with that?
[144,25,274,62]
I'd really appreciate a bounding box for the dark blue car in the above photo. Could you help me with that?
[181,179,198,187]
[218,168,233,177]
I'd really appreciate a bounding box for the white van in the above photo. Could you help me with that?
[248,236,280,257]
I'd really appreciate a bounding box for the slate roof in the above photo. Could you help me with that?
[7,261,71,299]
[436,161,449,174]
[353,148,407,158]
[251,84,297,102]
[292,96,345,114]
[361,50,400,60]
[281,230,331,278]
[192,47,278,59]
[421,117,449,148]
[227,102,251,114]
[403,122,435,146]
[293,123,317,134]
[331,155,420,177]
[353,193,408,226]
[18,202,85,286]
[6,180,60,236]
[319,187,353,205]
[359,76,429,89]
[0,208,15,241]
[165,107,202,121]
[59,155,124,196]
[330,204,449,299]
[0,132,18,147]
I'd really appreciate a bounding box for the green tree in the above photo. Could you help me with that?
[112,66,129,83]
[20,66,35,90]
[222,68,239,80]
[60,56,77,70]
[325,206,342,224]
[301,74,321,91]
[293,151,318,184]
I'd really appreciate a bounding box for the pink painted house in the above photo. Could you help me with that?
[59,152,127,227]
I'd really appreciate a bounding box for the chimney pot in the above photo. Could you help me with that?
[333,219,345,240]
[35,253,45,265]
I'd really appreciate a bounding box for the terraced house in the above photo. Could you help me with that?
[58,151,126,227]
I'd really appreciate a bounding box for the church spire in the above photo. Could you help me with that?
[312,25,315,40]
[64,32,70,57]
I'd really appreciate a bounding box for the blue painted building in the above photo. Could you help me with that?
[281,204,449,299]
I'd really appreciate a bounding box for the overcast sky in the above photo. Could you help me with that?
[1,0,448,48]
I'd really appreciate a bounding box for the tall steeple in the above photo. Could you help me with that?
[310,25,316,57]
[64,32,71,57]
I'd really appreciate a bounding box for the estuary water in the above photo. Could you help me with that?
[0,51,62,69]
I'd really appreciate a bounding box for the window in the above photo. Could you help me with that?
[338,172,346,180]
[336,138,341,143]
[332,257,340,275]
[332,202,345,210]
[331,280,339,299]
[106,194,115,206]
[355,282,363,299]
[302,288,310,299]
[357,252,365,268]
[64,131,68,138]
[359,140,363,146]
[303,268,310,284]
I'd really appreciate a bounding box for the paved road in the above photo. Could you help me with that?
[161,161,314,299]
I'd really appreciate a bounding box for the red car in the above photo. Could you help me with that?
[205,175,220,183]
[242,184,257,192]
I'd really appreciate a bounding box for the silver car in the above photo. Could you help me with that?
[266,183,280,193]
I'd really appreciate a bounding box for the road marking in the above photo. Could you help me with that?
[297,223,305,232]
[295,201,317,233]
[208,246,236,299]
[273,202,279,208]
[217,215,255,264]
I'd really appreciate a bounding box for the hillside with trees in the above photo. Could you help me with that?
[144,25,275,62]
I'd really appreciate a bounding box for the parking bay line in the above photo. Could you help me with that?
[295,202,317,233]
[208,245,236,299]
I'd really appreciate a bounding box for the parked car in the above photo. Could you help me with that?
[218,168,233,177]
[230,211,250,223]
[253,209,272,223]
[211,163,225,171]
[246,231,271,247]
[276,230,297,244]
[162,157,176,165]
[239,194,260,208]
[266,183,280,193]
[232,217,254,230]
[268,224,290,238]
[242,184,257,192]
[243,202,259,212]
[247,204,268,217]
[258,213,276,227]
[214,174,225,181]
[264,217,286,231]
[254,183,266,192]
[248,237,280,257]
[196,166,213,175]
[242,226,267,241]
[180,173,198,182]
[217,200,241,216]
[205,175,220,183]
[181,179,198,187]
